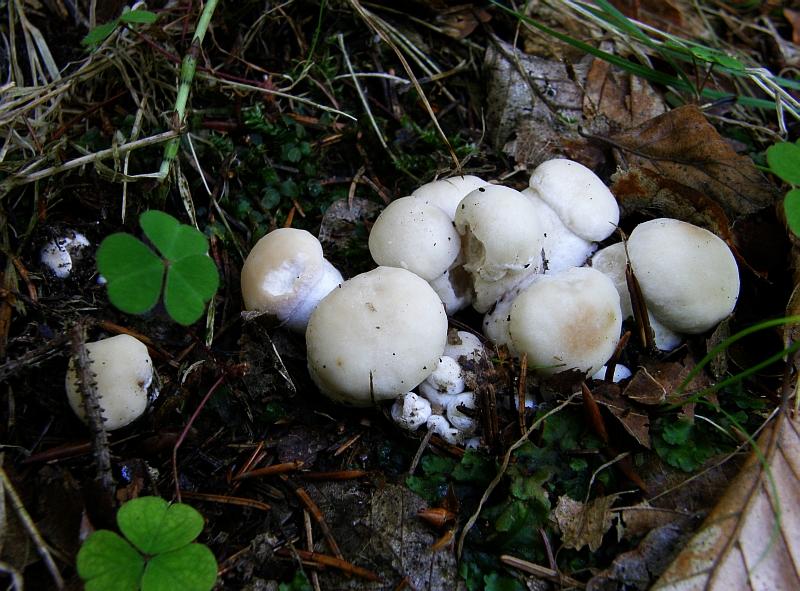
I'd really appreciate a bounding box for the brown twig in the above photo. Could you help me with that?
[275,548,380,582]
[179,490,271,512]
[233,460,304,481]
[281,475,343,560]
[299,470,368,481]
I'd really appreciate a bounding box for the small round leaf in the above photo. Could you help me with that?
[785,189,800,238]
[164,255,220,325]
[117,497,205,555]
[97,233,164,314]
[767,142,800,185]
[141,544,218,591]
[77,530,145,591]
[140,211,209,261]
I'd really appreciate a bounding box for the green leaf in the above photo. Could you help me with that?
[82,20,120,48]
[141,544,217,591]
[118,497,205,555]
[452,450,494,483]
[662,419,693,445]
[164,255,220,325]
[97,233,164,314]
[484,572,525,591]
[767,142,800,185]
[120,9,159,24]
[420,454,456,475]
[77,530,144,591]
[140,211,209,261]
[787,189,800,239]
[279,571,313,591]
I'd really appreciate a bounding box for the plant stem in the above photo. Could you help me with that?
[158,0,220,180]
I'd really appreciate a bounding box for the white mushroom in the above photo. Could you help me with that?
[528,158,619,242]
[391,392,432,431]
[591,364,632,383]
[590,242,683,351]
[418,355,467,411]
[411,175,488,220]
[306,267,448,406]
[368,196,461,282]
[455,185,544,312]
[444,330,487,363]
[507,267,622,376]
[521,188,596,273]
[241,228,343,332]
[426,415,461,445]
[428,266,473,314]
[446,392,477,433]
[627,218,739,334]
[41,231,90,279]
[65,334,153,430]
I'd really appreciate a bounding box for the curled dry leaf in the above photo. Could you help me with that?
[623,358,712,407]
[653,409,800,590]
[608,105,778,218]
[553,494,619,553]
[593,383,652,449]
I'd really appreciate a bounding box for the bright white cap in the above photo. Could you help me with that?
[422,356,465,395]
[66,334,152,430]
[591,364,632,382]
[509,267,622,376]
[455,185,544,312]
[391,392,432,431]
[528,158,619,242]
[41,231,90,278]
[522,188,596,272]
[444,330,486,363]
[446,392,477,433]
[426,415,461,444]
[627,218,739,334]
[429,267,472,314]
[590,242,683,351]
[369,196,460,282]
[306,267,448,406]
[241,228,343,332]
[411,175,488,220]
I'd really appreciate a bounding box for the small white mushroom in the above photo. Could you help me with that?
[241,228,342,332]
[423,356,465,394]
[591,364,633,383]
[528,158,619,242]
[627,218,740,334]
[426,415,461,444]
[455,185,544,312]
[391,392,432,431]
[444,330,487,364]
[446,392,477,433]
[508,267,622,376]
[65,334,153,430]
[41,231,90,278]
[306,267,448,406]
[411,175,488,220]
[368,196,461,282]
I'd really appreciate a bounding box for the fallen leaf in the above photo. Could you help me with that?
[593,383,652,448]
[584,59,667,130]
[435,5,490,39]
[553,494,618,552]
[623,358,712,407]
[620,503,696,539]
[609,105,778,217]
[611,167,735,244]
[653,408,800,590]
[785,9,800,45]
[609,0,705,36]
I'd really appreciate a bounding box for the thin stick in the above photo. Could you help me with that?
[0,464,65,588]
[281,475,343,561]
[275,548,381,582]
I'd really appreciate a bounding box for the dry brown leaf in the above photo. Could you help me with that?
[653,409,800,590]
[785,9,800,45]
[623,358,711,407]
[593,383,652,448]
[609,105,778,217]
[584,59,667,130]
[553,494,618,552]
[609,0,706,36]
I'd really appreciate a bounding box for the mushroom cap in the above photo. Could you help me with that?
[411,175,487,220]
[306,266,448,406]
[627,218,739,333]
[522,188,596,272]
[444,330,486,363]
[509,267,622,376]
[241,228,342,329]
[391,392,432,431]
[369,196,461,282]
[528,158,619,242]
[455,185,544,312]
[429,266,473,314]
[66,334,152,430]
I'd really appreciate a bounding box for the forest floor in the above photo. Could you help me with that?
[2,1,800,590]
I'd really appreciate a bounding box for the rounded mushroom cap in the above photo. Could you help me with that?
[627,218,739,334]
[241,228,342,328]
[509,267,622,376]
[306,266,448,406]
[411,175,487,220]
[65,334,152,430]
[368,196,461,282]
[528,158,619,242]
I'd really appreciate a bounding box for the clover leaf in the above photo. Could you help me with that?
[96,211,219,325]
[766,141,800,237]
[77,496,217,591]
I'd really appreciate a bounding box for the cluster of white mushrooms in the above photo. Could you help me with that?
[63,159,740,440]
[235,158,741,445]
